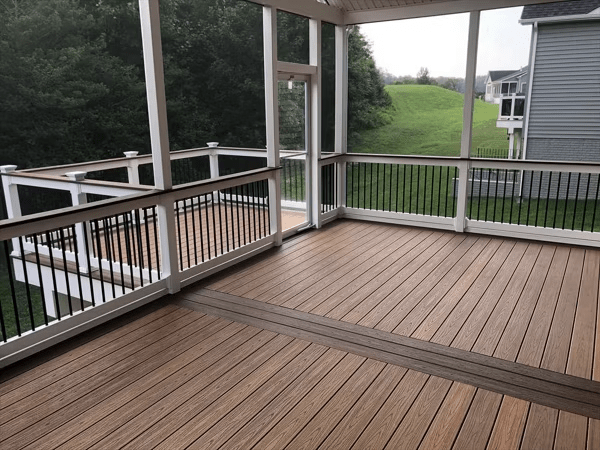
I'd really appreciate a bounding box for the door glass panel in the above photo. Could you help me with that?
[278,80,308,231]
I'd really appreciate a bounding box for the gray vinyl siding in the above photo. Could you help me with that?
[527,138,600,162]
[527,21,600,140]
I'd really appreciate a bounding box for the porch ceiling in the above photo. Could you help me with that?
[254,0,568,24]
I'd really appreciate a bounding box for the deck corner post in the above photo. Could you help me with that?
[66,171,92,272]
[1,165,21,220]
[335,25,349,213]
[1,165,22,250]
[263,5,283,245]
[310,18,322,228]
[124,151,140,185]
[455,160,470,233]
[139,0,179,293]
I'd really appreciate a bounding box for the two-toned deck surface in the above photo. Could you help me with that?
[2,219,599,449]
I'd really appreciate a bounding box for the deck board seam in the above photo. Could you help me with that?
[172,289,600,420]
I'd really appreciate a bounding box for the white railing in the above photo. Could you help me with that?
[341,153,600,248]
[3,146,600,367]
[0,165,279,367]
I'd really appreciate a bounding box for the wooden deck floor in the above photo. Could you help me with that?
[205,219,600,383]
[2,219,599,449]
[1,304,597,450]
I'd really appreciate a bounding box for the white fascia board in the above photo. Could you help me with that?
[248,0,344,24]
[345,0,560,25]
[520,13,600,25]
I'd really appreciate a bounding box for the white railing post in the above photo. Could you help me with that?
[139,0,179,293]
[263,6,283,245]
[457,11,480,233]
[1,165,22,251]
[335,25,349,212]
[65,171,93,273]
[208,143,221,205]
[124,151,140,185]
[310,18,322,228]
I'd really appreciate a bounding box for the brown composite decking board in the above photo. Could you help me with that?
[179,290,600,420]
[1,312,234,449]
[1,306,597,450]
[204,220,600,383]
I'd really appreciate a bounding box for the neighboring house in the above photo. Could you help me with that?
[521,0,600,163]
[484,68,529,104]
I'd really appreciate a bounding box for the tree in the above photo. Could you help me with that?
[0,0,391,168]
[416,67,432,85]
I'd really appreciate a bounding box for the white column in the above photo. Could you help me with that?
[456,11,480,233]
[1,165,22,251]
[310,18,322,228]
[263,6,283,245]
[65,171,92,273]
[335,25,349,211]
[508,132,515,159]
[124,151,140,185]
[139,0,179,292]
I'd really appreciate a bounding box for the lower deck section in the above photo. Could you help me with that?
[0,304,597,450]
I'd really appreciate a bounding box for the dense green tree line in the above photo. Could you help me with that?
[0,0,390,170]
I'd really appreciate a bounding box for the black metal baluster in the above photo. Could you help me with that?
[123,214,135,291]
[115,215,126,293]
[493,169,500,222]
[229,188,236,249]
[70,225,84,310]
[562,173,572,230]
[591,174,600,232]
[93,220,107,303]
[235,188,241,249]
[369,163,373,210]
[423,166,428,215]
[544,172,553,228]
[553,173,562,229]
[143,209,154,283]
[416,166,421,215]
[509,170,517,224]
[59,228,73,315]
[484,169,492,222]
[102,219,116,299]
[32,234,49,324]
[395,164,400,213]
[197,196,205,262]
[45,231,61,320]
[82,222,95,306]
[134,210,145,288]
[250,182,257,242]
[223,189,230,250]
[241,184,248,246]
[175,201,183,270]
[190,197,202,266]
[211,192,219,256]
[17,237,35,330]
[534,172,542,227]
[254,181,262,239]
[444,166,450,217]
[500,169,508,223]
[525,170,534,226]
[152,207,161,279]
[409,165,413,213]
[380,163,385,211]
[581,173,591,232]
[204,193,212,259]
[4,241,21,334]
[183,199,191,267]
[571,173,581,231]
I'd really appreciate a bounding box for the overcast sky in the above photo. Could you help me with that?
[360,7,532,78]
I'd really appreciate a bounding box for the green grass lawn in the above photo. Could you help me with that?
[351,85,507,156]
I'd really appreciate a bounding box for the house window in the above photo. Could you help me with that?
[501,82,517,94]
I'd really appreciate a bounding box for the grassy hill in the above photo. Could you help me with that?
[351,85,507,156]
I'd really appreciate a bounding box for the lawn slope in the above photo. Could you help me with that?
[352,85,507,156]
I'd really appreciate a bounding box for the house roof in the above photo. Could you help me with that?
[521,0,600,20]
[488,70,521,82]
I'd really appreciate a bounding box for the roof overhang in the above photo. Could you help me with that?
[248,0,568,26]
[520,11,600,24]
